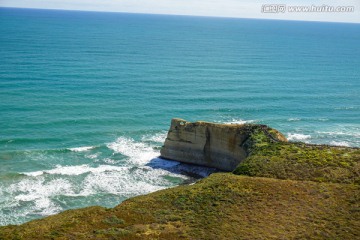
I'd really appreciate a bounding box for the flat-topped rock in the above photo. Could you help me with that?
[160,118,287,171]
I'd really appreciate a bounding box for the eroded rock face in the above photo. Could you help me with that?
[160,118,287,171]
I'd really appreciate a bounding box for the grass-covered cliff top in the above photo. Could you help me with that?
[1,123,359,239]
[171,118,287,142]
[234,125,360,184]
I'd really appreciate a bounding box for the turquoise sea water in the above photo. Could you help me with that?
[0,8,359,225]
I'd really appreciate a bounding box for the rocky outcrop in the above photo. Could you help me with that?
[160,118,287,171]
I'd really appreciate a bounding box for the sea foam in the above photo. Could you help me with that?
[221,118,255,125]
[287,133,311,142]
[106,137,159,165]
[3,133,216,226]
[329,141,351,147]
[141,131,168,143]
[68,146,95,152]
[22,164,127,177]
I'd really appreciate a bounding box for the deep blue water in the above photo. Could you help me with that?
[0,7,359,225]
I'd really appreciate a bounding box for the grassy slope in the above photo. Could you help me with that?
[1,125,359,239]
[0,173,359,240]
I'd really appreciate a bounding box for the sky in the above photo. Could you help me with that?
[0,0,359,23]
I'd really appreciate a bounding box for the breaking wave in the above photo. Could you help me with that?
[0,132,216,226]
[68,146,96,152]
[220,118,256,125]
[329,141,351,147]
[287,133,311,142]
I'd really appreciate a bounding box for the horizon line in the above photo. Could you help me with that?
[1,6,359,25]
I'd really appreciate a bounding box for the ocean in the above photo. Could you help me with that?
[0,7,359,226]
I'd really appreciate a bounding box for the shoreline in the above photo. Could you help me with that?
[1,120,359,239]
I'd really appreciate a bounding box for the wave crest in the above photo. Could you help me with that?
[68,146,95,152]
[287,133,311,142]
[106,137,159,165]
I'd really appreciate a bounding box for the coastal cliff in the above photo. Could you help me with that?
[160,118,287,171]
[1,119,359,239]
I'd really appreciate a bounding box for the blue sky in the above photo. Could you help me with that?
[0,0,359,23]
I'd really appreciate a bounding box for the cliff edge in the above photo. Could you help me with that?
[160,118,287,171]
[1,119,359,239]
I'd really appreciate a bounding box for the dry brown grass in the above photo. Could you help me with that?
[1,173,359,239]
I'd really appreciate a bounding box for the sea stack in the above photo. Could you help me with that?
[160,118,287,171]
